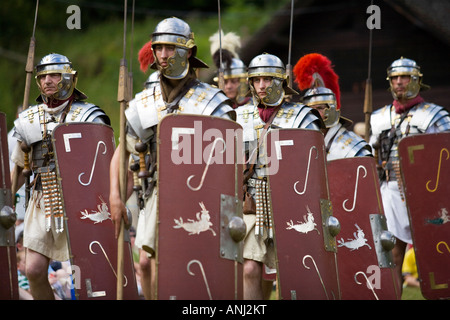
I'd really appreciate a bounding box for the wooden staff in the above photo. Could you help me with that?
[116,0,130,300]
[11,0,39,206]
[217,0,225,90]
[282,0,295,103]
[286,0,294,91]
[364,0,374,143]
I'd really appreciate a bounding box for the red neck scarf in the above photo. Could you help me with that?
[46,94,75,109]
[393,95,424,114]
[258,104,280,123]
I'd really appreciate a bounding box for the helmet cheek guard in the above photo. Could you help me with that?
[262,78,285,106]
[302,87,340,128]
[163,47,190,80]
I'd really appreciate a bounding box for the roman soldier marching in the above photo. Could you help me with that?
[10,53,110,299]
[209,30,251,108]
[109,16,236,299]
[370,57,450,292]
[293,53,372,160]
[234,53,326,299]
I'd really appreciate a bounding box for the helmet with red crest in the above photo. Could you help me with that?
[293,53,340,128]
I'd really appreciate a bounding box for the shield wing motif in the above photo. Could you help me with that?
[399,132,450,300]
[53,122,139,300]
[328,157,399,300]
[266,128,340,300]
[156,114,244,300]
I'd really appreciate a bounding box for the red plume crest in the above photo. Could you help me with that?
[138,41,155,73]
[293,53,340,109]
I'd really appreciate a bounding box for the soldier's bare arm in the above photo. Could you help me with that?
[10,164,24,196]
[109,144,130,238]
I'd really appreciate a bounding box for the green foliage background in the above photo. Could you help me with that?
[0,0,289,140]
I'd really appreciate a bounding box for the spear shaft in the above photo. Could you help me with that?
[12,0,39,205]
[116,0,130,300]
[364,1,374,142]
[286,0,294,89]
[22,0,39,112]
[217,0,225,90]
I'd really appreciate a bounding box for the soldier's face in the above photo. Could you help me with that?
[154,44,192,68]
[38,73,62,96]
[224,78,240,100]
[390,75,410,99]
[154,44,176,68]
[311,104,328,120]
[252,76,272,99]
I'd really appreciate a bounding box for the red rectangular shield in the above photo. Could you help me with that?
[53,122,139,300]
[266,128,340,300]
[156,114,244,300]
[0,112,19,300]
[328,157,399,300]
[398,132,450,300]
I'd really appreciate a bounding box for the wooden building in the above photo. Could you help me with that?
[237,0,450,129]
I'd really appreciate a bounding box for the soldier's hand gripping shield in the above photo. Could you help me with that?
[52,122,139,300]
[266,128,340,300]
[399,132,450,300]
[156,114,244,300]
[0,112,19,300]
[328,157,399,300]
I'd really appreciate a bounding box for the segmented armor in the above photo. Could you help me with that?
[236,101,323,239]
[325,121,372,161]
[13,101,109,232]
[371,102,450,182]
[125,81,234,143]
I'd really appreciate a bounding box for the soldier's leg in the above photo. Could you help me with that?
[243,259,264,299]
[150,257,156,300]
[25,248,54,300]
[139,249,152,300]
[392,238,407,294]
[135,188,158,299]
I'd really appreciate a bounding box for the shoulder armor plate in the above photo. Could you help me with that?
[126,83,234,142]
[370,105,392,137]
[410,102,445,131]
[13,104,43,145]
[326,124,372,160]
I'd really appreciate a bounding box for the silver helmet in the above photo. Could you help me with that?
[386,57,428,100]
[214,58,247,80]
[247,53,297,107]
[214,58,249,104]
[151,17,208,80]
[224,58,247,79]
[302,87,340,128]
[35,53,77,102]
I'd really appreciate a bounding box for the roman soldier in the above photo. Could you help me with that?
[370,57,450,289]
[10,53,110,299]
[234,53,324,299]
[209,30,251,108]
[109,17,235,299]
[294,53,372,160]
